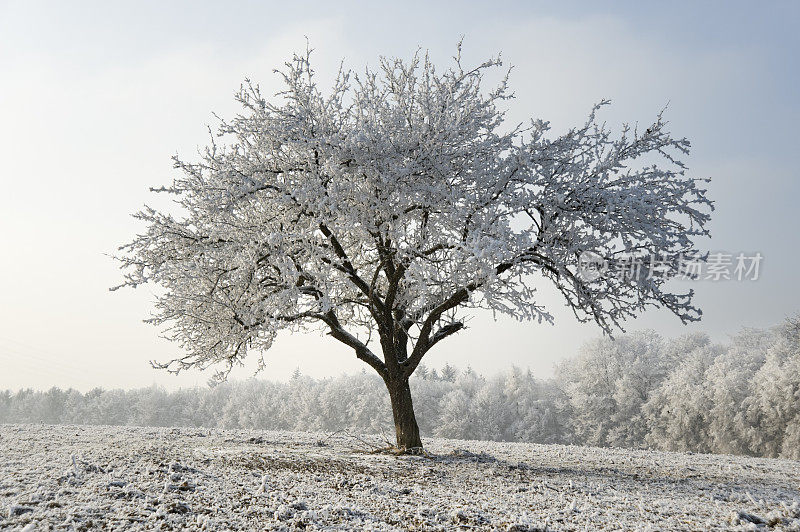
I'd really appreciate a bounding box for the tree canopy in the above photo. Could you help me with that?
[115,44,712,449]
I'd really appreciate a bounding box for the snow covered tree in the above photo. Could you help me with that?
[558,330,675,447]
[643,333,722,452]
[115,44,712,450]
[703,327,774,455]
[440,363,458,383]
[742,317,800,458]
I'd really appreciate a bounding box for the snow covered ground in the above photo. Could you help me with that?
[1,424,799,530]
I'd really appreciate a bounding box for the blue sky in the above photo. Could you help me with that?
[1,1,798,390]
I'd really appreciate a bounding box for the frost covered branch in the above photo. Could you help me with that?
[115,45,712,448]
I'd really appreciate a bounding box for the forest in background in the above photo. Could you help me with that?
[2,316,798,459]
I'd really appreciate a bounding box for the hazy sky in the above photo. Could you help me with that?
[1,1,798,391]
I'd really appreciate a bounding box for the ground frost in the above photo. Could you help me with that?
[0,425,798,530]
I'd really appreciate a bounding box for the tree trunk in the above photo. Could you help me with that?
[386,376,423,450]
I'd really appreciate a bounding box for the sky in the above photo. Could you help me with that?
[1,1,798,391]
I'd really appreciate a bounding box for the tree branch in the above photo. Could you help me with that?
[319,310,387,379]
[318,223,383,313]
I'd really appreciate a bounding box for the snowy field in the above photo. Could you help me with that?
[1,425,799,531]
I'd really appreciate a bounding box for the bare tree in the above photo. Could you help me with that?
[115,44,712,450]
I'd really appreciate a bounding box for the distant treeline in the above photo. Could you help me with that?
[2,317,798,459]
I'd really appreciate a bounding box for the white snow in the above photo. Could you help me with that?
[1,424,798,530]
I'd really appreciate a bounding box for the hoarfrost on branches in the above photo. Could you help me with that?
[114,44,712,448]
